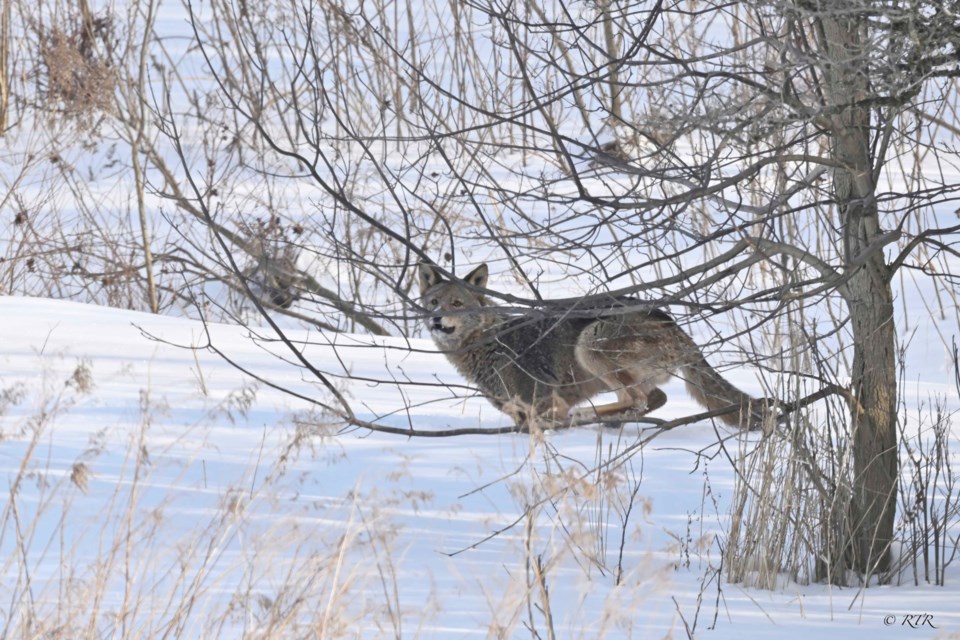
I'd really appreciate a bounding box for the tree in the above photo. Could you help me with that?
[157,0,960,585]
[0,0,952,597]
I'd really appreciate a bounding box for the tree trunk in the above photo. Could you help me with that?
[846,255,898,580]
[819,10,898,582]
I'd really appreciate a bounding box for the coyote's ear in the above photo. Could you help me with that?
[418,261,445,294]
[463,263,489,290]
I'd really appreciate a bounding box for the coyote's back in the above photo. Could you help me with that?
[418,261,763,429]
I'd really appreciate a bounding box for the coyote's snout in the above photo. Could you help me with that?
[418,261,765,429]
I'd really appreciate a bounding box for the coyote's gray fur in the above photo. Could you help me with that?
[418,261,763,429]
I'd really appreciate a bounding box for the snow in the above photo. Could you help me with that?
[2,2,960,636]
[1,295,958,638]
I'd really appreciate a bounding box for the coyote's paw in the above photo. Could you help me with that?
[501,396,572,430]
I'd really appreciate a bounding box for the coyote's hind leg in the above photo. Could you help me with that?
[574,319,674,421]
[572,370,666,421]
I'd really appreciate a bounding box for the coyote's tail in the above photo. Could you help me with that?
[682,355,765,430]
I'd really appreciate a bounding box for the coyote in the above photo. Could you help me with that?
[418,261,763,429]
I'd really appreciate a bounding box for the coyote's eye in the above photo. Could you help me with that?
[452,300,463,308]
[429,298,438,307]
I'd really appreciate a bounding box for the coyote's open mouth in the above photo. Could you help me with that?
[431,319,455,334]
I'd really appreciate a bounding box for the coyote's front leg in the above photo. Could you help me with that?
[502,393,571,429]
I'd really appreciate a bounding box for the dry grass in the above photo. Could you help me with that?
[0,354,792,639]
[478,429,673,639]
[724,422,826,589]
[725,372,960,591]
[1,356,676,638]
[895,393,960,586]
[36,10,116,128]
[0,362,423,639]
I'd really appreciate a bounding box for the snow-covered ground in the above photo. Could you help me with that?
[1,295,958,638]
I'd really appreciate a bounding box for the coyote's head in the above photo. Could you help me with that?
[417,262,494,345]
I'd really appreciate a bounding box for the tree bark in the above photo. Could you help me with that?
[818,9,898,581]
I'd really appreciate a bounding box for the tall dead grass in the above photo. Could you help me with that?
[0,360,424,638]
[35,5,117,129]
[725,350,960,590]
